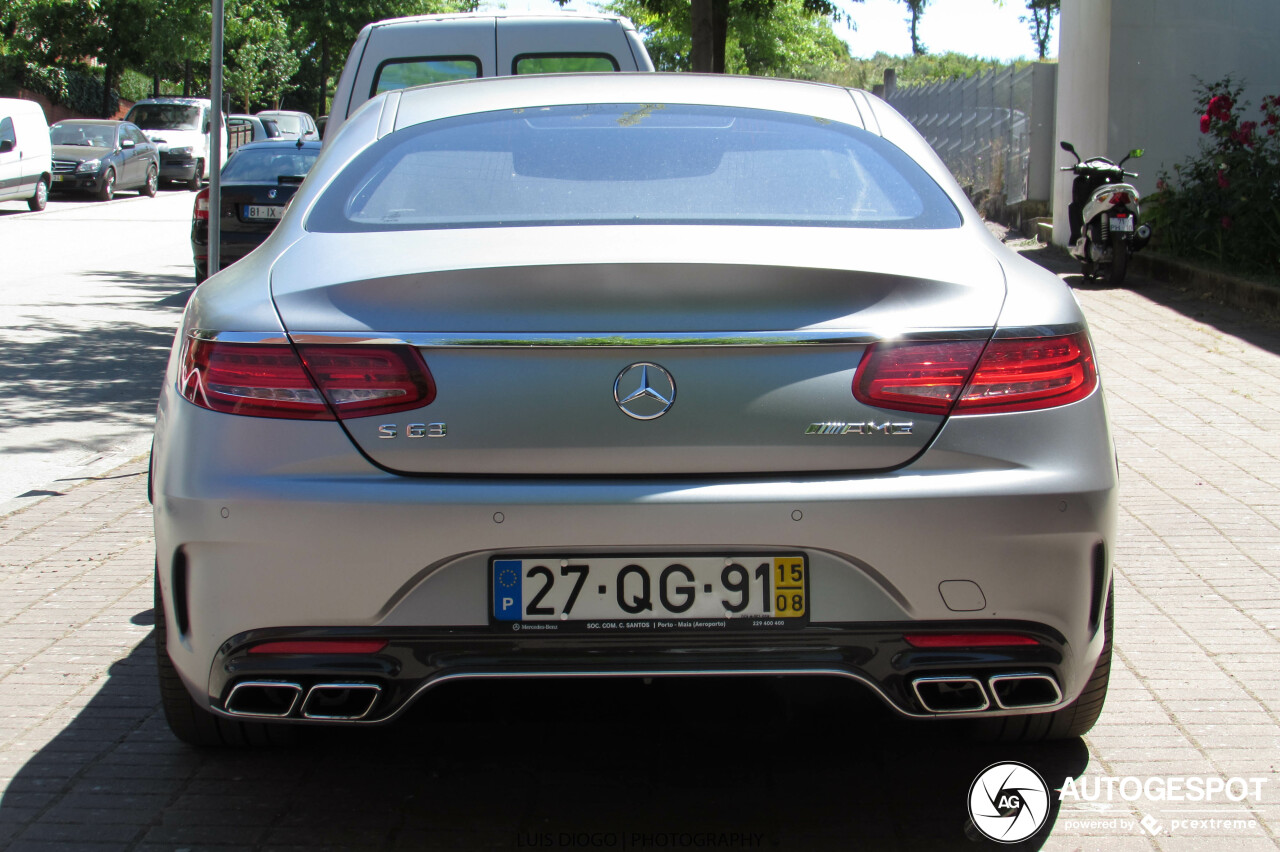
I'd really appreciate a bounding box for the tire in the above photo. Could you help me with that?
[1107,233,1129,287]
[972,586,1113,743]
[27,177,48,211]
[142,164,158,197]
[187,160,204,191]
[154,569,296,747]
[97,168,116,202]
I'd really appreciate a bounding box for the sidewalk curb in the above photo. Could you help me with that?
[1131,251,1280,319]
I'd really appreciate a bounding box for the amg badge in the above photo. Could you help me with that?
[805,421,914,436]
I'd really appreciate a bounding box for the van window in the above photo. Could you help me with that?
[127,104,202,131]
[0,117,15,148]
[513,54,619,75]
[372,57,481,96]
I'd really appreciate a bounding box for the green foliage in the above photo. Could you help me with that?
[0,55,116,114]
[118,68,152,101]
[603,0,848,79]
[223,0,299,112]
[1148,78,1280,278]
[816,51,1032,91]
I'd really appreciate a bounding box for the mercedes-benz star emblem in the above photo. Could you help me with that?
[614,362,676,420]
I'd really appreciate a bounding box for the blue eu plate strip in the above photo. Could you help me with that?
[493,560,523,621]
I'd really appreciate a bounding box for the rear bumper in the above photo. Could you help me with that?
[210,623,1074,723]
[153,378,1117,722]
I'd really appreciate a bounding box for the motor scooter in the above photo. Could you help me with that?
[1060,141,1153,286]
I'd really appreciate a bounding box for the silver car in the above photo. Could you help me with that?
[152,73,1116,746]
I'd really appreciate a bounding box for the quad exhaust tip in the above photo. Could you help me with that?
[988,673,1063,709]
[912,676,990,713]
[301,683,382,721]
[224,681,303,718]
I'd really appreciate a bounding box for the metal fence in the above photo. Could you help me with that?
[886,63,1057,207]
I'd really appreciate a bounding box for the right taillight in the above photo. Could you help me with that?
[193,187,210,221]
[178,338,435,420]
[853,332,1097,416]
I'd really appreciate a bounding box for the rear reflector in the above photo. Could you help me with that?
[248,639,389,655]
[179,338,435,420]
[193,187,210,221]
[904,633,1040,648]
[853,332,1097,416]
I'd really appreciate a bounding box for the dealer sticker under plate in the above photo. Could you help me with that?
[491,555,806,632]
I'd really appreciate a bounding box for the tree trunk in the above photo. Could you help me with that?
[910,10,923,55]
[319,27,329,117]
[691,0,714,73]
[711,0,728,73]
[183,59,192,97]
[101,62,115,118]
[153,73,160,98]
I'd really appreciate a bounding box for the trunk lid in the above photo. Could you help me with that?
[270,226,1005,475]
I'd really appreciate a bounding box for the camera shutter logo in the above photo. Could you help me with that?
[968,762,1050,843]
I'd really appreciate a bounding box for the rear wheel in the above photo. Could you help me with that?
[142,164,158,197]
[1107,234,1129,287]
[97,169,115,202]
[28,177,48,211]
[972,586,1112,742]
[154,569,295,747]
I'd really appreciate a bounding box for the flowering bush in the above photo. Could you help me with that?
[1148,78,1280,277]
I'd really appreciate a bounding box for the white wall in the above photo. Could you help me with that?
[1053,0,1280,246]
[1052,0,1111,246]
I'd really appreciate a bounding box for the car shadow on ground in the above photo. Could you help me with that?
[0,628,1090,851]
[1017,240,1280,357]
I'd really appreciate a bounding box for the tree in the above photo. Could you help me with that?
[223,0,298,111]
[604,0,848,79]
[1020,0,1058,60]
[899,0,928,56]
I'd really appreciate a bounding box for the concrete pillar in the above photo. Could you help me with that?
[1052,0,1112,246]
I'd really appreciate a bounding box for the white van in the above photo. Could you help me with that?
[0,98,52,211]
[326,12,653,138]
[124,97,228,190]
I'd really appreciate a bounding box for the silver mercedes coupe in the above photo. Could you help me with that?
[151,73,1116,746]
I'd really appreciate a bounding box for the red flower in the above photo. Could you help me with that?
[1208,94,1234,120]
[1200,113,1211,133]
[1217,171,1230,188]
[1156,178,1168,191]
[1221,216,1233,230]
[1232,120,1258,147]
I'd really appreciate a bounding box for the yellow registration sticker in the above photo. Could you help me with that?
[773,556,806,618]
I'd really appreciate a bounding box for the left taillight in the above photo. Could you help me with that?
[193,187,210,221]
[179,338,435,420]
[853,331,1098,416]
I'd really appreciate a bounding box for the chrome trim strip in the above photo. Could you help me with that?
[910,675,992,714]
[284,329,995,348]
[992,322,1088,339]
[223,680,303,718]
[987,673,1064,710]
[300,683,383,721]
[189,329,291,345]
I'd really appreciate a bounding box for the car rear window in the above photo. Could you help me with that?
[513,54,619,75]
[222,147,320,183]
[372,57,481,95]
[308,103,961,232]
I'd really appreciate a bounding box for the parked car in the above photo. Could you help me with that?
[190,139,321,283]
[254,110,319,141]
[0,97,52,211]
[227,114,281,151]
[325,12,654,138]
[48,119,159,200]
[124,97,227,190]
[152,74,1116,747]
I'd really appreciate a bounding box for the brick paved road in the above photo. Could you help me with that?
[0,248,1278,851]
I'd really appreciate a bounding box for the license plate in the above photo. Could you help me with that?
[491,555,807,631]
[244,204,283,220]
[1110,215,1134,232]
[53,174,67,182]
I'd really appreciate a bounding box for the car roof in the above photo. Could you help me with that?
[233,139,323,153]
[391,72,871,134]
[53,119,128,126]
[134,97,208,105]
[257,110,310,117]
[365,11,633,28]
